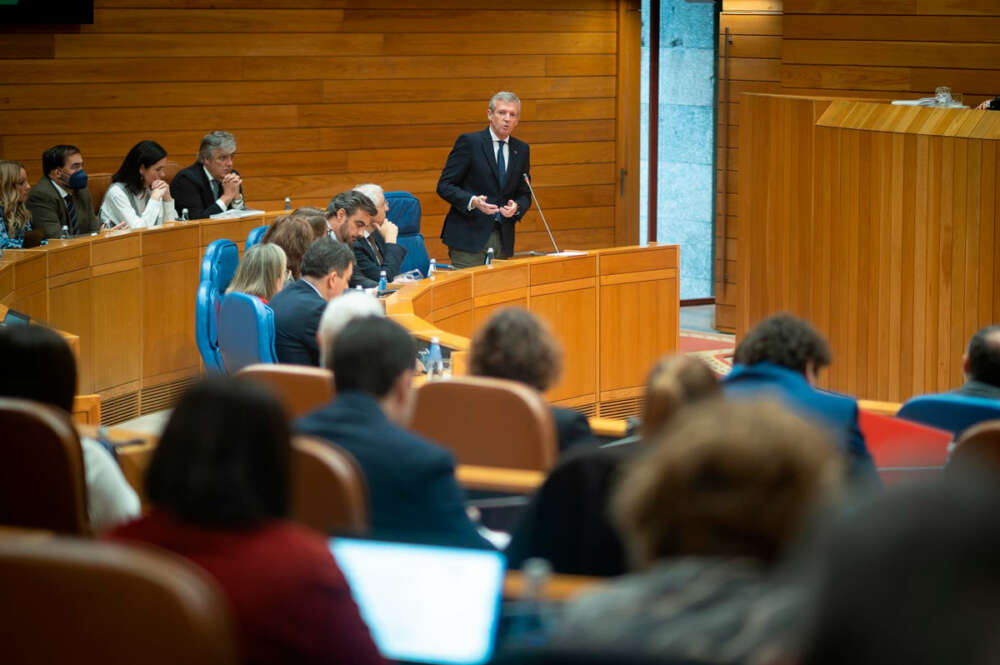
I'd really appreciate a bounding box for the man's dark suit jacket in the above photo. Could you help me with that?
[169,162,244,220]
[296,391,493,549]
[268,279,325,366]
[350,229,407,289]
[951,380,1000,401]
[723,362,880,485]
[25,177,100,238]
[553,406,593,454]
[436,128,531,258]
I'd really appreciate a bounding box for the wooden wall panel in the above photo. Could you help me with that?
[1,0,632,262]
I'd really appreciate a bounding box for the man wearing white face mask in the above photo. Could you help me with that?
[26,144,101,238]
[348,183,407,289]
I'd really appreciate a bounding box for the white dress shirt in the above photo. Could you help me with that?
[466,127,510,211]
[99,182,177,229]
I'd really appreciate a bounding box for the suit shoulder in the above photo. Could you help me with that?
[173,163,202,182]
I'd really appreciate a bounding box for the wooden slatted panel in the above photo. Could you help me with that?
[0,1,624,259]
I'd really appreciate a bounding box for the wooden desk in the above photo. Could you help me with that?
[386,245,680,419]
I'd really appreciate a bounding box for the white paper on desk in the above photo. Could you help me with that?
[549,250,588,257]
[209,208,266,219]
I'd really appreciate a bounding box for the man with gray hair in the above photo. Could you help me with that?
[324,189,376,247]
[170,130,246,220]
[437,91,531,267]
[349,183,408,288]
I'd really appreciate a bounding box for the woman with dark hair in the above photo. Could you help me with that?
[99,140,178,229]
[107,377,384,665]
[0,325,139,531]
[261,216,313,281]
[0,160,33,248]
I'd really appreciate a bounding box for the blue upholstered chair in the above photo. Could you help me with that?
[195,281,225,374]
[217,293,278,374]
[386,191,430,276]
[199,239,239,293]
[897,393,1000,437]
[245,225,268,252]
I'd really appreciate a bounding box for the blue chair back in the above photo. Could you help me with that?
[386,191,430,275]
[195,281,225,374]
[199,239,239,293]
[245,225,269,252]
[897,393,1000,437]
[217,293,278,374]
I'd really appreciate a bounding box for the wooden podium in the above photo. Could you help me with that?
[738,95,1000,403]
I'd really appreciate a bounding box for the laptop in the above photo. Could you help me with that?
[330,538,506,665]
[21,229,44,249]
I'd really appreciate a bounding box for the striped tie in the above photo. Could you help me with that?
[64,194,79,236]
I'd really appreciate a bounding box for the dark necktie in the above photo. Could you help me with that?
[496,140,507,186]
[212,179,222,199]
[64,194,79,235]
[368,235,384,264]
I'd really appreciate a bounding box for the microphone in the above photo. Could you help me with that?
[522,173,560,254]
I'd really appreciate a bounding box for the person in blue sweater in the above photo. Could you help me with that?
[723,313,879,485]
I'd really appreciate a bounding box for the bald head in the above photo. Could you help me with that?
[966,325,1000,388]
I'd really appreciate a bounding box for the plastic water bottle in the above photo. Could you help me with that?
[427,337,442,375]
[59,225,69,239]
[284,197,291,210]
[377,270,388,292]
[427,258,436,277]
[180,208,189,222]
[485,247,494,266]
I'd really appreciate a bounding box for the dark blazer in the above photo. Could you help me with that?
[268,279,325,366]
[350,229,408,288]
[25,177,100,238]
[169,162,243,220]
[553,406,594,454]
[723,362,880,485]
[296,391,493,550]
[436,128,531,257]
[952,380,1000,401]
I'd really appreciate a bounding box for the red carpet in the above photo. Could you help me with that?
[679,330,734,377]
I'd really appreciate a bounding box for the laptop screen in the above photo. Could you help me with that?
[2,309,30,326]
[330,538,506,665]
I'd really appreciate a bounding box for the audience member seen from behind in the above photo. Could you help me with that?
[269,238,354,366]
[297,317,492,549]
[0,325,139,531]
[325,190,375,246]
[316,289,384,368]
[0,160,33,249]
[226,243,287,305]
[506,355,720,577]
[556,400,842,665]
[469,307,592,454]
[261,215,312,281]
[99,140,178,229]
[169,130,245,220]
[289,206,329,241]
[25,144,100,238]
[801,478,1000,665]
[107,377,385,665]
[723,313,879,484]
[349,183,407,289]
[951,324,1000,400]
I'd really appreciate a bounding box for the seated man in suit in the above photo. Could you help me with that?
[25,144,101,238]
[170,131,245,220]
[297,316,492,549]
[723,313,879,485]
[951,325,1000,400]
[349,183,407,289]
[269,238,353,366]
[324,189,375,247]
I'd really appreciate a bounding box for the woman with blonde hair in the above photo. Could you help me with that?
[226,243,287,304]
[0,160,33,248]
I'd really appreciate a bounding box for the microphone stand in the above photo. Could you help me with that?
[522,173,560,254]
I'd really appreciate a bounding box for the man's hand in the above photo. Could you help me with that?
[499,199,518,219]
[221,172,242,201]
[977,99,992,110]
[471,194,499,215]
[381,219,399,243]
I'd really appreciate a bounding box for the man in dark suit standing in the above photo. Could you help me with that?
[170,131,246,220]
[349,183,407,288]
[25,145,101,238]
[269,238,354,366]
[297,316,492,549]
[951,325,1000,400]
[437,91,531,268]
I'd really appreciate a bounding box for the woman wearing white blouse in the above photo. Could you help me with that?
[99,140,178,229]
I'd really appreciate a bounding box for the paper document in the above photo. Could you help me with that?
[209,208,266,220]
